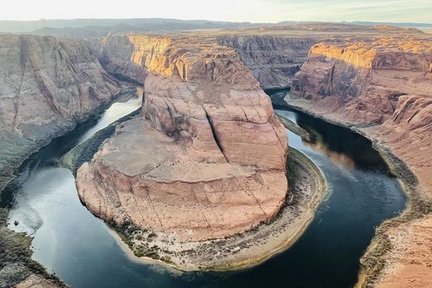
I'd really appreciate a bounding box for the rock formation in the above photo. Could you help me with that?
[0,34,121,192]
[76,35,288,242]
[99,25,420,91]
[290,36,432,287]
[1,22,430,281]
[292,37,432,192]
[99,34,148,84]
[217,35,317,89]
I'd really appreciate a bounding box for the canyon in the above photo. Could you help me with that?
[0,34,121,193]
[290,35,432,287]
[76,35,289,244]
[0,22,431,287]
[100,24,420,90]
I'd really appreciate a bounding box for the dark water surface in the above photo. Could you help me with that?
[2,95,405,287]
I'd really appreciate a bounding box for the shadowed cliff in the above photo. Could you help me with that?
[0,34,121,192]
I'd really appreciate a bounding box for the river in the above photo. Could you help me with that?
[1,92,405,287]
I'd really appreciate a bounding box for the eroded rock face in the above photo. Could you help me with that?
[100,33,318,90]
[77,35,288,242]
[290,36,432,287]
[217,35,317,89]
[99,34,150,84]
[373,215,432,288]
[291,37,432,193]
[0,34,120,192]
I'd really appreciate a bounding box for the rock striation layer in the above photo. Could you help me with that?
[0,34,120,192]
[99,34,149,84]
[76,35,288,242]
[99,25,420,91]
[100,32,313,89]
[292,37,432,194]
[217,35,317,89]
[290,36,432,287]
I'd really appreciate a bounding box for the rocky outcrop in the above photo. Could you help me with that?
[291,37,432,191]
[215,24,422,90]
[98,25,421,91]
[101,33,312,90]
[217,35,317,89]
[0,34,121,192]
[290,36,432,287]
[76,35,288,242]
[372,215,432,288]
[99,34,149,84]
[99,32,318,90]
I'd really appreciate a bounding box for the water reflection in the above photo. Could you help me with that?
[304,142,356,169]
[1,94,405,288]
[277,108,390,173]
[78,87,143,144]
[295,112,390,173]
[5,89,142,235]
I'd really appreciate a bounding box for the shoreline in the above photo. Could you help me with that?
[0,208,66,287]
[106,227,184,275]
[280,97,429,287]
[0,85,139,195]
[103,146,327,272]
[60,108,141,174]
[0,85,140,288]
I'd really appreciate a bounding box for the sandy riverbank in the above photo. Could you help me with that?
[105,146,327,272]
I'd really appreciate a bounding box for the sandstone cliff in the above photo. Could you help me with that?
[99,34,148,84]
[77,35,289,242]
[99,33,317,90]
[292,37,432,191]
[0,34,120,192]
[215,24,422,89]
[290,36,432,287]
[217,35,317,89]
[98,25,419,92]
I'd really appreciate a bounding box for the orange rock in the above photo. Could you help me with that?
[291,36,432,287]
[77,36,288,242]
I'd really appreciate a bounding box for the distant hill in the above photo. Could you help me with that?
[0,18,258,38]
[350,21,432,29]
[0,18,430,39]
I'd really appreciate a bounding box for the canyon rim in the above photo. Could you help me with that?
[0,18,431,288]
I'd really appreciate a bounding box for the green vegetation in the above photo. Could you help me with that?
[134,244,161,260]
[107,220,174,264]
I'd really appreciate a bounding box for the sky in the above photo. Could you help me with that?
[0,0,431,23]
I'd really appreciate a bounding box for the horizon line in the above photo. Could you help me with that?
[0,17,431,25]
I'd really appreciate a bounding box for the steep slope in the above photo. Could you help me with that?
[291,37,432,192]
[100,32,318,90]
[217,35,317,89]
[0,34,120,192]
[98,24,423,91]
[99,34,149,84]
[76,35,288,242]
[290,36,432,287]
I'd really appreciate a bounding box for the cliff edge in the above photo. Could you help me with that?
[290,36,432,288]
[76,35,289,243]
[0,34,120,192]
